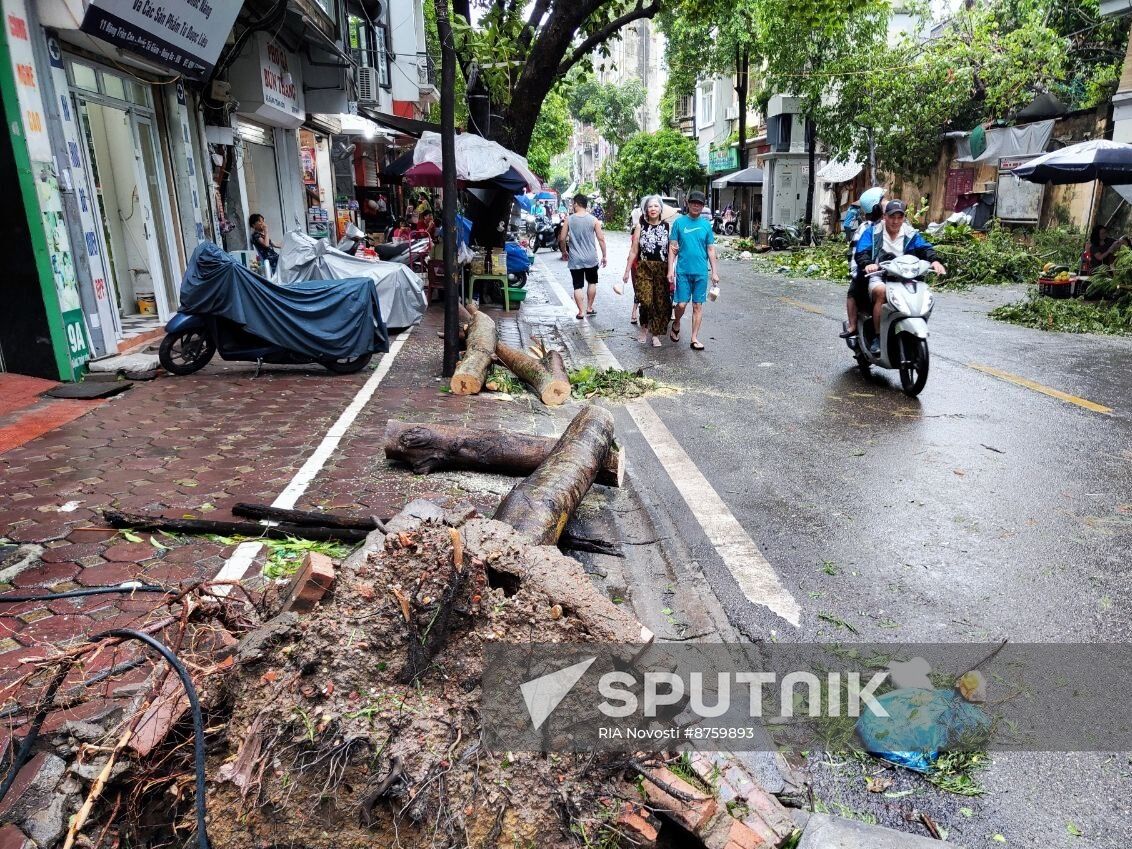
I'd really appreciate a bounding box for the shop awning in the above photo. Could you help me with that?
[357,106,442,139]
[713,166,764,188]
[816,159,863,183]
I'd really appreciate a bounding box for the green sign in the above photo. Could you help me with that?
[709,146,739,173]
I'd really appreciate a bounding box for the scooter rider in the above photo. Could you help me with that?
[841,188,885,340]
[855,200,946,355]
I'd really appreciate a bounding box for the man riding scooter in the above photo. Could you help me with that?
[853,200,946,355]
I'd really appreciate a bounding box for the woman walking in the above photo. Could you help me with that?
[622,195,672,347]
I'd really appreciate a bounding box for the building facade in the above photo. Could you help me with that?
[0,0,436,382]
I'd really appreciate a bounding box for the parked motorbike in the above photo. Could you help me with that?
[158,244,386,377]
[768,223,801,250]
[843,254,935,397]
[336,222,370,256]
[531,214,561,253]
[713,213,737,236]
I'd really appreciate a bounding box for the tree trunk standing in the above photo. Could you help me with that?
[434,0,460,377]
[493,406,616,545]
[805,112,817,244]
[734,48,750,237]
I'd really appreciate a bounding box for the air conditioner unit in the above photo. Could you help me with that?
[725,105,739,121]
[357,66,380,105]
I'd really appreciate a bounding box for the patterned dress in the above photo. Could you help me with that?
[635,221,672,337]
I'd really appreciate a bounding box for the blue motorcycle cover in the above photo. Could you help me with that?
[178,243,389,359]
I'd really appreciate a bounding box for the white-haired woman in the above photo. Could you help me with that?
[622,195,672,346]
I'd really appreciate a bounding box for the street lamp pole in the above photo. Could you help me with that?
[434,0,459,377]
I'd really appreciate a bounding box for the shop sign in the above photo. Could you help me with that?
[80,0,241,80]
[230,32,306,129]
[709,146,738,174]
[36,175,91,371]
[5,1,51,161]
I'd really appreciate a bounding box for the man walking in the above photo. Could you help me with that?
[667,191,719,350]
[560,194,607,319]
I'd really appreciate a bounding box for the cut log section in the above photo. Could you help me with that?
[232,503,377,531]
[493,405,615,545]
[451,311,496,395]
[384,419,624,487]
[495,341,570,406]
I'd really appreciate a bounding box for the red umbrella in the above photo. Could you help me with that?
[404,161,457,188]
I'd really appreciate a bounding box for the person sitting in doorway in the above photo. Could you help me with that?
[249,214,280,268]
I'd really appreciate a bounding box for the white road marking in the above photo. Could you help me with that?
[541,262,802,626]
[213,330,412,589]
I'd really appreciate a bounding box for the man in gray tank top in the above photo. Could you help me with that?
[559,194,607,319]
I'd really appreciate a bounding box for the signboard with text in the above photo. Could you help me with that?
[709,146,739,174]
[230,32,306,129]
[80,0,241,80]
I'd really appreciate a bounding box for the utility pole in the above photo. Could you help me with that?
[434,0,459,377]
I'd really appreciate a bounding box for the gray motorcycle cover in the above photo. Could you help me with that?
[276,231,427,330]
[178,242,389,360]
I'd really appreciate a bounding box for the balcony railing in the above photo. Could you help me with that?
[417,53,436,87]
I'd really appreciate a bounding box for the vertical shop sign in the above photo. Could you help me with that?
[45,34,118,348]
[3,0,90,377]
[175,81,207,242]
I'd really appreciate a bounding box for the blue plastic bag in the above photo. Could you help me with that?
[855,688,990,773]
[506,242,534,274]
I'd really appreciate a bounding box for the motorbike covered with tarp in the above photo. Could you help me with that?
[159,242,388,376]
[275,231,426,330]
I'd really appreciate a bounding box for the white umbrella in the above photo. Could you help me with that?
[413,132,541,192]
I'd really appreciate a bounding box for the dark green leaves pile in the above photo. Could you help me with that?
[990,295,1132,336]
[933,224,1082,289]
[756,243,850,281]
[569,366,660,400]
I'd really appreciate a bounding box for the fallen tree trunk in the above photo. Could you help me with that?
[232,503,377,531]
[102,510,369,543]
[384,419,624,487]
[495,342,570,406]
[451,311,496,394]
[493,405,615,545]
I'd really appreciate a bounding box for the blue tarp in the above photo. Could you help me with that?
[178,243,388,360]
[514,194,533,212]
[856,688,991,773]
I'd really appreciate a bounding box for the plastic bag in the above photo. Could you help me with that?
[855,688,990,774]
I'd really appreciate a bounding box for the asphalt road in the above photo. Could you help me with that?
[541,229,1132,848]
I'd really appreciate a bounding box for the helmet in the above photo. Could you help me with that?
[859,187,885,214]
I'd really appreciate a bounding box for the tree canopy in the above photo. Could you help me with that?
[449,0,664,154]
[599,129,705,207]
[565,69,647,143]
[526,89,572,177]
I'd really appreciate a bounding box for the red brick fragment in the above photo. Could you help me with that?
[282,552,335,613]
[617,802,659,847]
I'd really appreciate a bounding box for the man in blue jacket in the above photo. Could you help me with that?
[854,200,946,354]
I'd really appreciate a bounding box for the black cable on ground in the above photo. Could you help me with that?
[0,630,210,849]
[0,658,75,804]
[92,629,210,849]
[0,657,148,721]
[0,583,173,604]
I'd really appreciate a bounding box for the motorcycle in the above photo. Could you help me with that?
[768,223,801,250]
[336,222,370,256]
[713,212,737,236]
[158,243,387,377]
[843,254,935,397]
[531,214,561,253]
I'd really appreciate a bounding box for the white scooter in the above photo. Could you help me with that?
[843,254,936,397]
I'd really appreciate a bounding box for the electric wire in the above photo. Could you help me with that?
[0,626,210,849]
[0,583,173,604]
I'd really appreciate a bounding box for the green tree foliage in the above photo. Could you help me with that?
[822,0,1131,178]
[526,89,572,177]
[599,129,705,216]
[565,69,646,142]
[449,0,664,154]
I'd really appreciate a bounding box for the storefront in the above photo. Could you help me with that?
[219,32,307,257]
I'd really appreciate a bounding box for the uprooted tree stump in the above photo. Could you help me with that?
[493,405,615,545]
[383,419,624,487]
[450,311,496,395]
[494,342,571,406]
